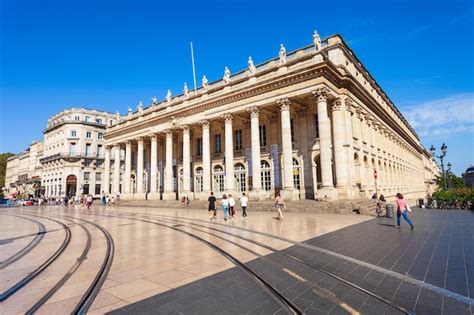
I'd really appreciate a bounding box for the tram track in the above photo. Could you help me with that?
[0,214,46,270]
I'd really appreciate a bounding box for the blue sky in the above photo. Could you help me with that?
[0,0,473,175]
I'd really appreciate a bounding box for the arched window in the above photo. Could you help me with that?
[213,165,224,193]
[293,158,301,190]
[234,163,246,192]
[260,160,271,191]
[195,167,203,193]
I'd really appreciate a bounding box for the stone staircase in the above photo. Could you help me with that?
[118,198,379,216]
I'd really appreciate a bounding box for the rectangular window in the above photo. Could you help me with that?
[234,129,242,150]
[71,130,77,137]
[197,137,202,156]
[214,134,221,153]
[70,142,76,156]
[84,160,91,167]
[97,145,103,157]
[98,132,104,139]
[96,160,104,168]
[83,184,90,194]
[259,125,267,147]
[86,131,92,139]
[95,172,102,180]
[85,116,91,122]
[314,114,320,138]
[96,118,103,124]
[290,119,295,143]
[95,184,101,195]
[85,143,91,156]
[74,116,80,121]
[84,172,90,180]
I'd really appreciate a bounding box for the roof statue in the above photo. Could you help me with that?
[115,111,120,122]
[223,66,231,84]
[279,44,286,65]
[137,101,143,114]
[166,90,172,103]
[248,56,257,74]
[151,96,158,107]
[127,106,132,116]
[183,82,189,98]
[313,30,321,51]
[202,75,209,90]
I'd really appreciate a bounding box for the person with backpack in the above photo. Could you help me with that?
[221,194,229,221]
[395,192,414,229]
[208,191,217,220]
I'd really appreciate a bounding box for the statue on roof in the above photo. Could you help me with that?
[313,30,321,51]
[127,106,132,116]
[279,44,286,65]
[115,111,120,121]
[151,96,158,107]
[184,82,189,98]
[166,90,172,103]
[223,66,231,84]
[202,75,209,90]
[248,56,257,74]
[137,101,143,114]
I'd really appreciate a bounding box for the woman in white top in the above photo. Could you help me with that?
[228,194,236,219]
[221,194,229,221]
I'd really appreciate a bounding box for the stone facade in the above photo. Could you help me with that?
[40,108,120,198]
[4,141,44,197]
[103,34,439,201]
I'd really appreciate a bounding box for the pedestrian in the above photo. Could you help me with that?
[240,192,249,220]
[208,191,217,220]
[371,193,377,200]
[101,192,106,205]
[110,196,115,207]
[228,194,235,219]
[221,194,229,221]
[274,193,285,220]
[85,194,93,209]
[395,192,414,229]
[105,195,110,205]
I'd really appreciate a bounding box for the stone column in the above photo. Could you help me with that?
[124,141,132,195]
[103,146,111,194]
[332,98,349,195]
[248,106,262,199]
[113,144,121,195]
[277,98,295,199]
[222,113,235,193]
[149,134,159,199]
[182,125,192,198]
[163,130,175,200]
[313,88,336,199]
[200,120,211,196]
[135,138,144,197]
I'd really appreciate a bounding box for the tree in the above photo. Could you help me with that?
[0,153,15,198]
[434,173,465,191]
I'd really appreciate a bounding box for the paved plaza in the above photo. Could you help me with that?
[0,205,473,314]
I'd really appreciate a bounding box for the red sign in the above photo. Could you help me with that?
[373,169,378,180]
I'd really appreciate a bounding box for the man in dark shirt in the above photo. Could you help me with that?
[208,191,217,220]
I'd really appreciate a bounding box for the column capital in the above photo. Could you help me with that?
[247,106,260,118]
[181,125,191,134]
[113,143,121,149]
[312,87,330,101]
[149,134,158,141]
[332,98,344,111]
[277,97,291,111]
[221,113,233,124]
[137,137,144,144]
[163,129,173,137]
[199,119,210,128]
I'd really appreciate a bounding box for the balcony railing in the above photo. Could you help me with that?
[40,152,111,163]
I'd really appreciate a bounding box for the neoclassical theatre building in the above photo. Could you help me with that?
[103,33,438,201]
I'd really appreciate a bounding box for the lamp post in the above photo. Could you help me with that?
[430,143,448,190]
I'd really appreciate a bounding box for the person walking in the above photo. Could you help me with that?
[240,192,249,220]
[274,193,285,220]
[395,193,414,229]
[85,194,93,209]
[221,194,229,221]
[228,194,236,220]
[208,191,217,220]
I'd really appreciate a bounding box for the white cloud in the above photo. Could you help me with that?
[401,93,474,138]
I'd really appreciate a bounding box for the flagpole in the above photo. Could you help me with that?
[190,42,197,94]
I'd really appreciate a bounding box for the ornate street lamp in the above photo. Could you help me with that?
[430,143,448,190]
[446,162,452,189]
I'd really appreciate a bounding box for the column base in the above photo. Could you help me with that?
[180,191,194,200]
[317,187,338,201]
[194,192,210,201]
[162,192,176,201]
[133,192,147,200]
[280,188,299,201]
[148,192,161,200]
[249,190,271,201]
[335,186,350,199]
[120,193,133,201]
